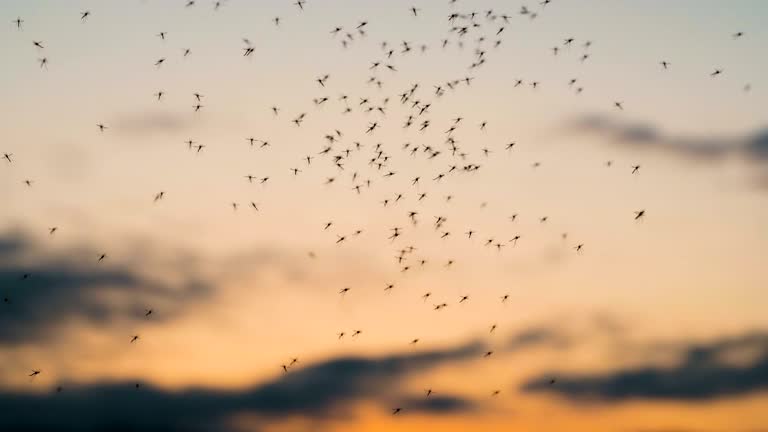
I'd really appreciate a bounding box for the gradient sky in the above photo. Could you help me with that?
[1,1,768,431]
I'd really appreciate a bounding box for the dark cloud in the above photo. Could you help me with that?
[522,331,768,401]
[0,232,24,256]
[395,394,477,414]
[0,323,573,431]
[111,110,194,136]
[745,130,768,160]
[0,343,482,432]
[0,231,211,344]
[571,115,768,163]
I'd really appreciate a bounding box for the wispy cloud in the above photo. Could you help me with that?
[522,330,768,401]
[111,110,195,136]
[570,115,768,164]
[506,325,571,351]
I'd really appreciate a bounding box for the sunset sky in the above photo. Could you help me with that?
[1,1,767,431]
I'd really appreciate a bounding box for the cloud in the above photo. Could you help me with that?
[0,323,574,431]
[111,111,194,136]
[0,221,570,351]
[0,232,24,256]
[0,343,483,432]
[522,331,768,402]
[0,231,212,344]
[506,325,571,351]
[570,115,768,164]
[395,394,477,413]
[745,130,768,161]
